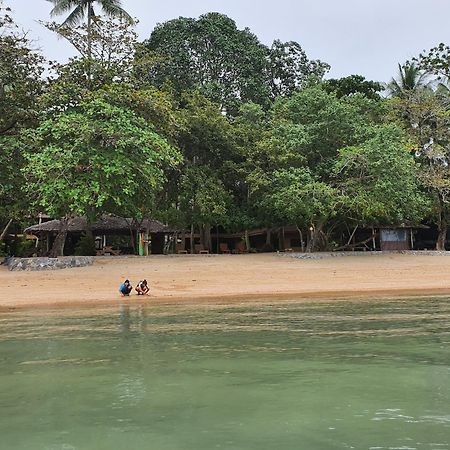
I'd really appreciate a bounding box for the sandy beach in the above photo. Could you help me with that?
[1,253,450,309]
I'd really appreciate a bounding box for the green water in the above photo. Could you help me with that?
[0,298,449,450]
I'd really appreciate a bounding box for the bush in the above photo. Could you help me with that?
[74,234,96,256]
[10,237,35,257]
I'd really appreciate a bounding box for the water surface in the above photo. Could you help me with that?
[0,298,449,450]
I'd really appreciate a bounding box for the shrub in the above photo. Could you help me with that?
[74,234,96,256]
[10,237,35,257]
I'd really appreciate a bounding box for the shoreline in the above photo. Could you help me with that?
[2,253,450,311]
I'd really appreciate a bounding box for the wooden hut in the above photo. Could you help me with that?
[24,215,172,255]
[379,226,414,251]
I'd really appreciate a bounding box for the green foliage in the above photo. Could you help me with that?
[179,166,231,227]
[414,43,450,80]
[5,5,446,252]
[387,63,430,98]
[178,92,236,168]
[22,95,182,219]
[142,13,328,114]
[335,124,429,225]
[267,40,329,98]
[391,88,450,247]
[0,5,44,136]
[10,236,35,257]
[74,233,96,256]
[144,13,269,114]
[47,0,133,27]
[323,75,383,100]
[270,86,386,177]
[265,168,339,227]
[43,16,137,88]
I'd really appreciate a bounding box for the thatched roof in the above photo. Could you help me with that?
[25,215,171,235]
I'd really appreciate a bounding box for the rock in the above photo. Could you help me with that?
[6,256,94,271]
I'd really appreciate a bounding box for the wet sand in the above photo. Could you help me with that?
[1,253,450,309]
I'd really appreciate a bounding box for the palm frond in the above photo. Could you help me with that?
[388,62,430,98]
[61,4,88,26]
[100,0,134,23]
[47,0,82,17]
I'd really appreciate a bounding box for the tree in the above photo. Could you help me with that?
[143,13,270,114]
[335,124,428,227]
[22,95,182,256]
[46,0,133,64]
[0,4,44,238]
[142,13,329,114]
[43,16,137,86]
[391,89,450,249]
[323,75,383,100]
[0,4,44,136]
[414,43,450,80]
[270,86,386,178]
[264,168,339,252]
[179,166,231,253]
[387,63,429,98]
[267,40,329,98]
[169,92,237,252]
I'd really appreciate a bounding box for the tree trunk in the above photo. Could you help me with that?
[128,228,136,254]
[203,224,212,252]
[436,219,447,250]
[87,1,93,84]
[295,225,304,253]
[436,197,447,251]
[0,218,13,241]
[216,226,219,254]
[199,224,206,251]
[265,228,271,245]
[306,226,313,253]
[49,216,70,257]
[306,219,326,253]
[190,224,194,254]
[244,229,250,251]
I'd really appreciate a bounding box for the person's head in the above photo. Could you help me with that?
[125,279,130,285]
[143,279,147,285]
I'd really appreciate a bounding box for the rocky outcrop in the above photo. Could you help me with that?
[5,256,94,271]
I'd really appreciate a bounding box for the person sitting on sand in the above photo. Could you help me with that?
[119,279,132,297]
[135,279,150,295]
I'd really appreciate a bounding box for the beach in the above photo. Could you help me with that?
[1,253,450,309]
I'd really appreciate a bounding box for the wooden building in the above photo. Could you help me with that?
[379,227,414,251]
[24,215,172,256]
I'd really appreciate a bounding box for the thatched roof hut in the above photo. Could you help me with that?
[25,215,171,235]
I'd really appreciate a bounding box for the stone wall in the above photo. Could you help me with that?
[278,250,450,260]
[5,256,94,271]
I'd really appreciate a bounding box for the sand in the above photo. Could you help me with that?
[1,253,450,309]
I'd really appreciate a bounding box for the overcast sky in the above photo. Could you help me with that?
[8,0,450,83]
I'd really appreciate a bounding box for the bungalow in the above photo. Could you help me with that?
[24,215,173,256]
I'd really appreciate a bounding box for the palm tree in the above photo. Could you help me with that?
[387,63,429,98]
[47,0,133,60]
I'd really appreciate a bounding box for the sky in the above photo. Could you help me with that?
[8,0,450,83]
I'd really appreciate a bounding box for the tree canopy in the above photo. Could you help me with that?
[4,5,450,254]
